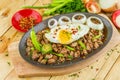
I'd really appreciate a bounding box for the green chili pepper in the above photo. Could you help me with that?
[68,55,73,59]
[44,29,50,33]
[78,40,86,50]
[65,45,75,51]
[78,26,81,30]
[50,52,64,57]
[22,5,51,9]
[92,31,102,40]
[30,28,42,52]
[55,53,64,57]
[31,47,35,51]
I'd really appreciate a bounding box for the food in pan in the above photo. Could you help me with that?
[45,23,89,44]
[25,14,105,65]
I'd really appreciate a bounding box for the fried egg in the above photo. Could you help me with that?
[45,23,89,44]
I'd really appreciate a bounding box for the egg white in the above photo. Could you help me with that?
[71,23,90,42]
[45,23,89,44]
[45,25,70,43]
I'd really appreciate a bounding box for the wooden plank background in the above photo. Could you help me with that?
[0,0,120,80]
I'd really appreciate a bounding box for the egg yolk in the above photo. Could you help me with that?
[58,30,71,44]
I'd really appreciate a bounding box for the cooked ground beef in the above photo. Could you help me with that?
[26,28,104,65]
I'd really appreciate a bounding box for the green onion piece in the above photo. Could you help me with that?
[78,41,86,50]
[44,29,50,33]
[41,44,53,54]
[43,0,73,16]
[92,31,102,40]
[78,26,81,30]
[50,52,64,57]
[65,45,75,51]
[22,5,51,9]
[31,47,35,51]
[30,28,42,52]
[68,55,73,59]
[55,53,64,57]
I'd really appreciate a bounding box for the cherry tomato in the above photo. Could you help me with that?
[86,1,101,13]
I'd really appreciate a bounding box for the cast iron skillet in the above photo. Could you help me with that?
[19,12,113,68]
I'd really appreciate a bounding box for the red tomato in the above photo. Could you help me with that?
[112,10,120,29]
[86,1,101,13]
[12,9,42,32]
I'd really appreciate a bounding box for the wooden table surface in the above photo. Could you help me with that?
[0,0,120,80]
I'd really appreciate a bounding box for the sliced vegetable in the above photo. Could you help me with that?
[22,0,67,9]
[23,0,87,16]
[86,1,101,13]
[44,29,50,33]
[22,5,51,9]
[68,55,73,59]
[92,31,102,40]
[50,52,64,57]
[78,40,86,49]
[55,53,64,57]
[78,26,81,30]
[44,0,73,16]
[41,44,52,54]
[31,47,35,51]
[65,45,75,51]
[30,28,42,52]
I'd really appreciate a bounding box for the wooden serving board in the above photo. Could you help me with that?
[8,14,120,78]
